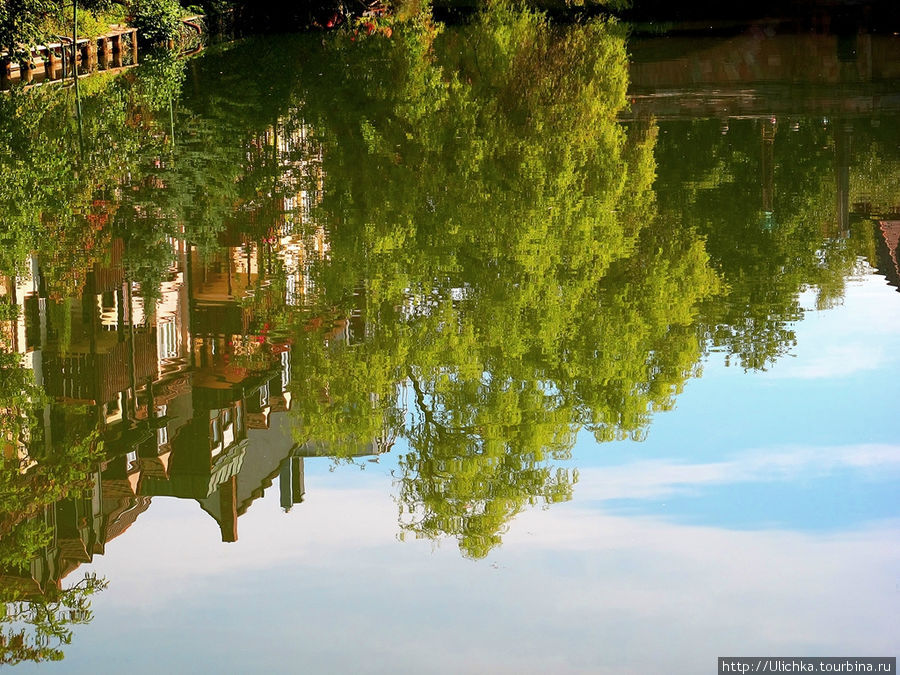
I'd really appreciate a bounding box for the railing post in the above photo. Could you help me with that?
[72,0,78,67]
[98,37,108,69]
[112,39,123,69]
[46,46,58,80]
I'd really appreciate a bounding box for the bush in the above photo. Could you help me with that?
[132,0,182,44]
[0,0,54,60]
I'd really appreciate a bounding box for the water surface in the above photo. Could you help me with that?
[1,15,898,673]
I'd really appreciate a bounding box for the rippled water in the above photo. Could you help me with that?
[0,16,898,673]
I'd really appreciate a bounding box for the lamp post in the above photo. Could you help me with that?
[72,0,78,66]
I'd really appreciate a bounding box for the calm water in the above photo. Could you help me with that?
[1,15,899,673]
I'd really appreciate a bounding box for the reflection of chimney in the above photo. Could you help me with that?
[858,32,873,82]
[220,475,238,542]
[291,457,304,505]
[631,113,653,143]
[280,458,291,511]
[761,119,776,214]
[835,121,852,237]
[279,456,305,511]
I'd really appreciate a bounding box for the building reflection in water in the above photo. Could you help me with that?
[0,120,374,602]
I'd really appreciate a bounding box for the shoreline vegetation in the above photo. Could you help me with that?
[3,0,899,75]
[2,0,898,93]
[1,0,201,73]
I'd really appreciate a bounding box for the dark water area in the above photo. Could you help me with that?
[619,0,900,30]
[0,14,898,672]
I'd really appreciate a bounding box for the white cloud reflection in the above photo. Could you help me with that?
[762,277,900,380]
[764,343,886,379]
[61,450,899,675]
[572,443,900,501]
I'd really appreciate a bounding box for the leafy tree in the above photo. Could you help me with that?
[0,347,103,570]
[2,4,891,568]
[279,7,720,556]
[132,0,183,44]
[0,574,107,666]
[654,118,874,370]
[0,0,55,62]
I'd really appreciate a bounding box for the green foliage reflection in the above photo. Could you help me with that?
[0,574,107,666]
[653,119,881,370]
[1,12,894,567]
[281,9,722,557]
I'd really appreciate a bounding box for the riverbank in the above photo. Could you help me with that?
[1,15,204,91]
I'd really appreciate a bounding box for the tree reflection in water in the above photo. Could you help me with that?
[0,11,896,657]
[0,574,107,666]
